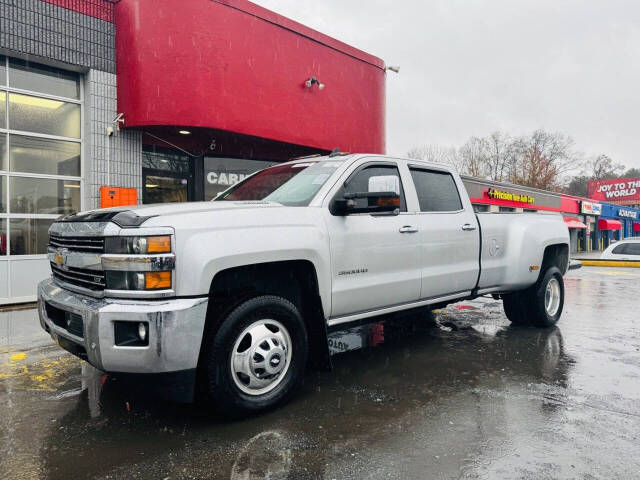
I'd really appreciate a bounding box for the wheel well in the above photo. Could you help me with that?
[541,244,569,275]
[198,260,331,373]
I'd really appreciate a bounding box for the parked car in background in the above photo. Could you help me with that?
[601,239,640,260]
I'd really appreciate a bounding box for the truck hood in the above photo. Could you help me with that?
[58,201,283,226]
[116,200,281,217]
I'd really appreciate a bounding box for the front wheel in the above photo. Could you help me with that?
[206,295,308,417]
[503,266,565,328]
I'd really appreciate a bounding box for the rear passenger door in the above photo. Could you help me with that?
[409,166,480,299]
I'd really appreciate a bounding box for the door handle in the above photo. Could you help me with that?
[399,225,419,233]
[462,223,477,231]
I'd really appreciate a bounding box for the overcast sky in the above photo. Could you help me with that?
[254,0,640,169]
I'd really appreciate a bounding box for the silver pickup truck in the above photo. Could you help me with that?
[38,154,570,415]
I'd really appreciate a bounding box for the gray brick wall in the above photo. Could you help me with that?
[85,69,142,210]
[0,0,115,73]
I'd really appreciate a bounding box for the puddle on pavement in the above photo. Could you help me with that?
[0,303,577,479]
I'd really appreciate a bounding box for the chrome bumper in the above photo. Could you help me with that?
[37,278,208,374]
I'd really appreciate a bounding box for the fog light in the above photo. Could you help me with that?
[138,322,147,342]
[114,321,149,347]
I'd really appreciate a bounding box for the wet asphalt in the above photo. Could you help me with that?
[1,266,639,480]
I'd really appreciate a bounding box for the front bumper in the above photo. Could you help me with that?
[37,278,208,374]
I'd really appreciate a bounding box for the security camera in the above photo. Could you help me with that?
[106,126,114,137]
[385,66,400,73]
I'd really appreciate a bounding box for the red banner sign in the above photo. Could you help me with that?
[588,177,640,202]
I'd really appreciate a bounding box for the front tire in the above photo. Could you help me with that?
[206,295,308,416]
[503,266,564,328]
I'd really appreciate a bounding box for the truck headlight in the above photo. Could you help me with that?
[105,236,171,254]
[106,271,172,290]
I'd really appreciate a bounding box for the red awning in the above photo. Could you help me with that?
[563,217,587,229]
[598,219,623,230]
[634,222,640,232]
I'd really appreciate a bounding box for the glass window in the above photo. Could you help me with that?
[142,147,192,173]
[8,93,80,138]
[10,135,80,176]
[0,176,5,212]
[0,91,5,129]
[217,161,342,207]
[8,58,80,99]
[612,244,627,255]
[409,168,462,212]
[625,243,640,256]
[0,134,6,171]
[144,175,188,204]
[9,177,80,214]
[204,157,276,200]
[9,218,55,255]
[473,204,489,213]
[341,164,407,212]
[0,218,6,256]
[0,56,6,86]
[499,206,516,212]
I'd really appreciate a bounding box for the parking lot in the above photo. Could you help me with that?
[1,266,639,479]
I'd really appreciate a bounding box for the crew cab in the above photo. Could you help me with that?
[38,154,570,415]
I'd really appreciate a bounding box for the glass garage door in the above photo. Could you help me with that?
[0,56,82,304]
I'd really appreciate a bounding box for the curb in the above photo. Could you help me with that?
[578,260,640,268]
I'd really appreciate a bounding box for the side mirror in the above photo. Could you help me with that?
[331,191,401,216]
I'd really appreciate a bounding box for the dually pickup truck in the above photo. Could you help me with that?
[38,154,570,414]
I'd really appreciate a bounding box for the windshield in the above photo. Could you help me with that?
[215,161,342,206]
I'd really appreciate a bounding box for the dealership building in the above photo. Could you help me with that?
[0,0,385,304]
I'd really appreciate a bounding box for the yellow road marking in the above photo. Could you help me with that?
[581,260,640,268]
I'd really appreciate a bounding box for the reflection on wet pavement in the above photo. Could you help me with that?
[1,267,639,479]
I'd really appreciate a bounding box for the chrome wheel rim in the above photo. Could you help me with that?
[230,319,292,396]
[544,277,561,317]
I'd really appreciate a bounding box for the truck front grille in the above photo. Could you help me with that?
[51,263,106,291]
[49,234,105,253]
[44,302,84,339]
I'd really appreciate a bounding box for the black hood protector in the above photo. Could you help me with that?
[58,210,155,228]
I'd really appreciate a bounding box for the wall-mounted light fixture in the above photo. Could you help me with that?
[304,77,325,90]
[178,130,191,135]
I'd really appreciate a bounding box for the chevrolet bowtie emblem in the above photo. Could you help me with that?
[54,252,65,268]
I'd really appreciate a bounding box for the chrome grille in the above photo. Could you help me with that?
[49,234,105,253]
[51,263,106,291]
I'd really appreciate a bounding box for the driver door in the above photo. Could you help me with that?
[323,161,421,319]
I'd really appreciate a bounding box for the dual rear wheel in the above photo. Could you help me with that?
[503,266,565,328]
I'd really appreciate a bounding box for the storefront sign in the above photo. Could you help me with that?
[485,188,535,204]
[206,171,249,186]
[581,201,602,216]
[204,157,275,200]
[618,208,638,219]
[588,177,640,202]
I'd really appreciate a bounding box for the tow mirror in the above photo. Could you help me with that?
[332,191,401,216]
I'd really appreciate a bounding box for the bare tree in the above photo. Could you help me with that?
[408,129,584,190]
[484,131,514,182]
[457,137,488,178]
[591,154,625,179]
[509,130,582,190]
[407,144,466,172]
